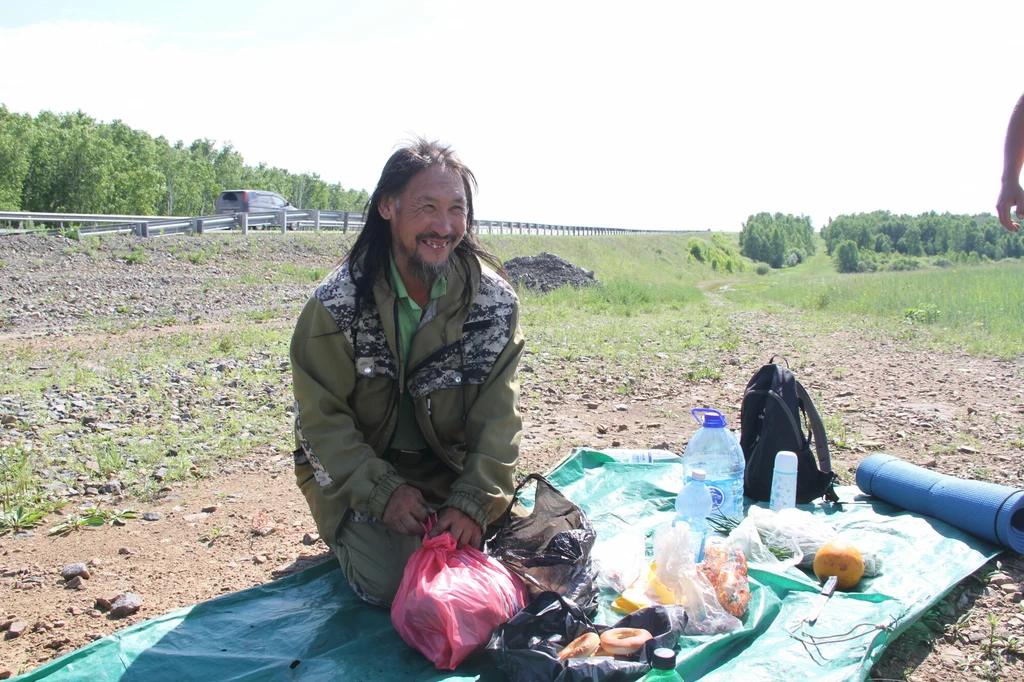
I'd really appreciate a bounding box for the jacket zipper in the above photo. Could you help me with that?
[406,328,470,423]
[383,298,401,452]
[407,340,460,377]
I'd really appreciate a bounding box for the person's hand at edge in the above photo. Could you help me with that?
[429,506,482,549]
[997,179,1024,232]
[382,485,432,535]
[998,93,1024,232]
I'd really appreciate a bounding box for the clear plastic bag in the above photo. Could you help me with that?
[652,523,743,635]
[728,514,803,569]
[392,522,528,670]
[593,531,647,593]
[746,507,882,577]
[748,506,836,569]
[652,521,697,586]
[699,539,751,619]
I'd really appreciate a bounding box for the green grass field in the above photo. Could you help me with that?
[3,232,1023,531]
[487,232,1024,360]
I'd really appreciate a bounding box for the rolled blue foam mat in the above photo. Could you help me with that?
[856,453,1024,553]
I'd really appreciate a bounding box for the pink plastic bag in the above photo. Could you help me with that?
[391,524,528,670]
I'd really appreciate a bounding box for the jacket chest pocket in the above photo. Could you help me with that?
[355,356,396,380]
[421,387,474,459]
[351,356,397,429]
[460,317,508,385]
[406,318,506,403]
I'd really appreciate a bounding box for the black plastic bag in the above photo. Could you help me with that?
[485,592,687,682]
[487,474,599,614]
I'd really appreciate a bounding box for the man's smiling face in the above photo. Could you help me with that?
[379,165,468,287]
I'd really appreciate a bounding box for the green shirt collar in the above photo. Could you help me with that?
[389,253,447,309]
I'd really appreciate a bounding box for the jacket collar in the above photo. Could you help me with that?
[373,250,478,321]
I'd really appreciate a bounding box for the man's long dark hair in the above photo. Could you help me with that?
[345,137,506,304]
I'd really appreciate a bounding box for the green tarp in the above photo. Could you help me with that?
[15,449,999,681]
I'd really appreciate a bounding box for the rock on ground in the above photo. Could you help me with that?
[109,593,142,618]
[60,563,89,581]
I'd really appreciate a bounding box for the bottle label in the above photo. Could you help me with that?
[702,477,744,518]
[706,485,725,510]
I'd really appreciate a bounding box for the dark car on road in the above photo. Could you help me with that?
[215,190,295,214]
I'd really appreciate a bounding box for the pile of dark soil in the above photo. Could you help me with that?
[502,252,597,292]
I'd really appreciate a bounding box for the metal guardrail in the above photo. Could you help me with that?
[0,210,366,238]
[1,211,195,223]
[0,210,678,237]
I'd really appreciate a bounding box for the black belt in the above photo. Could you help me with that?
[387,448,432,467]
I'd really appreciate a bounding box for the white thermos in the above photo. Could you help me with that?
[769,451,798,511]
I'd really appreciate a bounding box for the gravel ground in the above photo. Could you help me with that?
[1,233,1023,680]
[503,252,598,292]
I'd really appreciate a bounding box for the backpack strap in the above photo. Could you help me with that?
[745,389,802,436]
[795,382,840,503]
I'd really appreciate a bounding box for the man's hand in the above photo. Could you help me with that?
[429,507,482,549]
[997,180,1024,232]
[382,485,432,536]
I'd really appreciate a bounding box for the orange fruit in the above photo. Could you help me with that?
[813,539,865,590]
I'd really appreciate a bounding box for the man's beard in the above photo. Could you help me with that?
[397,234,457,286]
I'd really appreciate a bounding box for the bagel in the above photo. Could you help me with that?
[599,627,652,656]
[557,632,601,660]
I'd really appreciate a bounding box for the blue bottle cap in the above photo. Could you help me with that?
[691,408,726,428]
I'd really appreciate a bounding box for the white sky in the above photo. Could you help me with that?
[1,0,1021,231]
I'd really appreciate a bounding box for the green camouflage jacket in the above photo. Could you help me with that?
[291,252,524,539]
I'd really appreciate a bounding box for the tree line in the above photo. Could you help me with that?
[0,105,369,216]
[821,210,1023,273]
[738,212,818,267]
[738,209,1024,273]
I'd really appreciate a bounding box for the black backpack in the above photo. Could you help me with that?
[740,355,839,504]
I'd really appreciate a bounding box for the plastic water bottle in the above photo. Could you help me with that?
[769,450,798,512]
[641,648,684,681]
[674,469,712,562]
[682,408,746,521]
[601,448,680,463]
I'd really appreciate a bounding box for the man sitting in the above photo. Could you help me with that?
[290,138,524,606]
